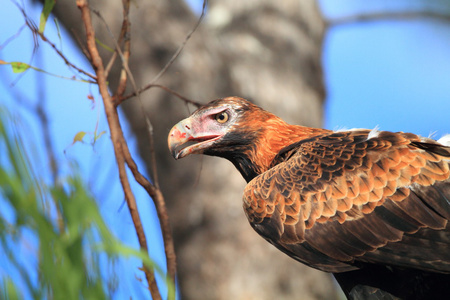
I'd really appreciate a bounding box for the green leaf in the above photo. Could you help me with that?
[94,131,106,143]
[1,60,91,82]
[72,131,87,145]
[10,62,30,73]
[39,0,56,33]
[95,38,114,53]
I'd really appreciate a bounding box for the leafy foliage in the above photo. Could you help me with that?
[0,108,162,299]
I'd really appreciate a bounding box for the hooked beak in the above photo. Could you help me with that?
[168,118,222,159]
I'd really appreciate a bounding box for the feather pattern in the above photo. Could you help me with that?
[243,129,450,273]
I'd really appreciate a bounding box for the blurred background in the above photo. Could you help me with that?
[1,0,449,299]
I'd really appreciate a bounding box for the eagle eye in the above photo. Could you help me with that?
[215,111,229,123]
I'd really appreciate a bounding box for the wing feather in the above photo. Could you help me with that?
[243,130,450,273]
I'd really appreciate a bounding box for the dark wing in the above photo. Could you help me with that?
[243,130,450,273]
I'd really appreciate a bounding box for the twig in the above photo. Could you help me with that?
[104,0,129,78]
[86,8,129,95]
[71,28,91,61]
[0,23,27,50]
[76,1,161,299]
[14,2,97,81]
[112,0,130,98]
[36,31,97,80]
[326,10,450,27]
[117,83,203,108]
[149,0,208,85]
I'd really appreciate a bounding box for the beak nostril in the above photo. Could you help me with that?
[185,125,191,130]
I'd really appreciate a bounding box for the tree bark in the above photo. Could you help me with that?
[48,0,338,298]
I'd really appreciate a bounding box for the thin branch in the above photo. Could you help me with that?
[146,120,160,189]
[87,9,129,94]
[36,31,97,81]
[112,0,130,98]
[76,1,161,299]
[71,28,91,61]
[90,5,179,287]
[0,23,27,50]
[104,0,129,78]
[326,10,450,27]
[118,132,177,299]
[14,2,97,81]
[149,0,208,85]
[104,50,118,78]
[90,7,162,190]
[117,84,203,107]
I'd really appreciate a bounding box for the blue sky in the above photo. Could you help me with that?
[1,0,450,299]
[324,20,450,136]
[320,0,450,136]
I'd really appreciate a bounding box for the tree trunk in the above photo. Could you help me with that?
[49,0,338,298]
